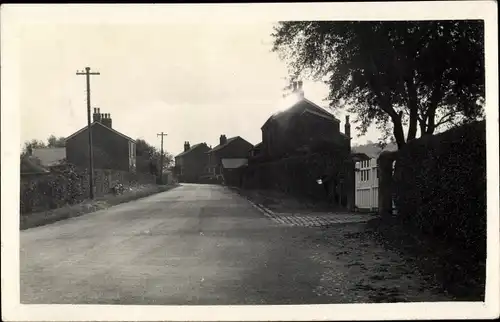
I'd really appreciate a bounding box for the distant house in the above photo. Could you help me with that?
[221,158,248,186]
[206,135,253,177]
[31,147,66,167]
[174,141,210,183]
[65,108,136,172]
[260,84,351,159]
[248,142,262,158]
[352,142,398,211]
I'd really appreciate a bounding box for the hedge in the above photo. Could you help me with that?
[393,120,486,256]
[20,165,157,215]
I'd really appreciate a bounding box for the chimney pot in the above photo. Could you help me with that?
[92,108,100,122]
[101,113,112,128]
[220,134,227,145]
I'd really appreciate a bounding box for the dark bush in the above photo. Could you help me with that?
[392,121,486,299]
[394,121,486,250]
[242,151,354,205]
[20,166,157,215]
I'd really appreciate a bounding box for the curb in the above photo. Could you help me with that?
[229,187,277,216]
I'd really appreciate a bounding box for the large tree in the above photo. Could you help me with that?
[135,139,173,175]
[272,20,485,148]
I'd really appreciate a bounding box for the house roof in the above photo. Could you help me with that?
[262,96,340,129]
[208,136,241,153]
[252,142,262,149]
[352,142,398,159]
[32,147,66,167]
[175,143,207,158]
[221,158,248,169]
[65,121,136,143]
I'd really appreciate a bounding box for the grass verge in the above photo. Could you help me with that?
[20,183,180,230]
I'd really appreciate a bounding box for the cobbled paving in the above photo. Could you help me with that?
[255,204,375,227]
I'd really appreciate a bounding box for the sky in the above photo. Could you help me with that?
[18,22,382,156]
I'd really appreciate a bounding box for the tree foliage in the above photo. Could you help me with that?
[22,135,66,157]
[22,139,46,157]
[47,135,66,148]
[272,20,485,148]
[135,139,173,175]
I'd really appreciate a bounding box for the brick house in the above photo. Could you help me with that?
[246,81,355,209]
[259,83,351,159]
[65,108,136,172]
[206,135,253,177]
[174,141,210,183]
[248,142,262,159]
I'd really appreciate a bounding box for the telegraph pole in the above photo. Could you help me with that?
[76,67,100,199]
[157,132,168,183]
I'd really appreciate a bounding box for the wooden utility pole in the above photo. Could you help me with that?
[76,67,100,199]
[157,132,168,183]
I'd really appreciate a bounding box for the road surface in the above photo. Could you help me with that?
[21,183,448,304]
[21,184,337,305]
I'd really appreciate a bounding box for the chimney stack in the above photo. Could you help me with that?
[184,141,190,152]
[297,80,304,98]
[101,112,112,128]
[220,134,227,145]
[345,115,351,139]
[92,108,100,123]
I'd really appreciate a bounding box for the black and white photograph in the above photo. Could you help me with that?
[1,2,499,321]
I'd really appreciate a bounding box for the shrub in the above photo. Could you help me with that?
[393,121,486,255]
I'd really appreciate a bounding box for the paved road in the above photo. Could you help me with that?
[20,184,335,305]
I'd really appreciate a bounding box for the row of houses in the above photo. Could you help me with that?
[174,82,396,211]
[174,135,252,184]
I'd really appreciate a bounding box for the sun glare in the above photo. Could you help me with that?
[274,92,302,115]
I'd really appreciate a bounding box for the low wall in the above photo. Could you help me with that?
[20,167,157,214]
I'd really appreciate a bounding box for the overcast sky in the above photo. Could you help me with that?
[19,22,381,156]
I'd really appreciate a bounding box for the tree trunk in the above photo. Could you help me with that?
[392,111,406,149]
[418,114,427,136]
[426,75,444,135]
[406,77,419,142]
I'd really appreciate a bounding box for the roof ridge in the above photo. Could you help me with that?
[65,122,135,143]
[175,142,208,157]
